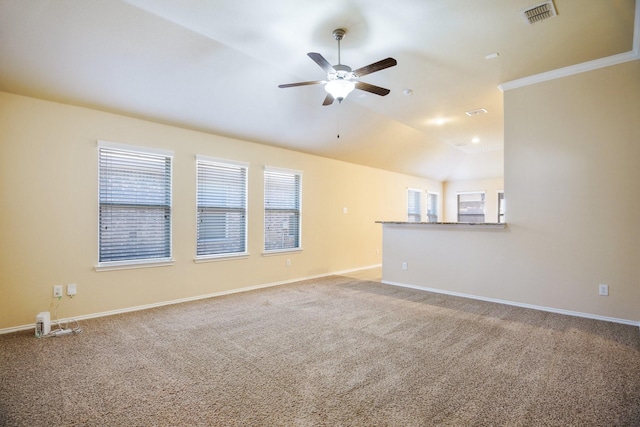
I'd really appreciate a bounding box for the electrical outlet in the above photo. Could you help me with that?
[402,262,408,270]
[67,283,77,296]
[598,284,609,296]
[53,285,63,298]
[343,207,348,214]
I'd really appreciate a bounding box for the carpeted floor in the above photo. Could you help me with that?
[1,275,639,426]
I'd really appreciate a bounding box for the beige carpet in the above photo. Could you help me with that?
[1,276,639,426]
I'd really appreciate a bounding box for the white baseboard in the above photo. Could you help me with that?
[0,264,382,335]
[383,280,640,328]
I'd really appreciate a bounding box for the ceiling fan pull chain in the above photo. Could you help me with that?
[337,104,341,139]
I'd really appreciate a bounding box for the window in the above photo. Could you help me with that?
[264,167,302,252]
[407,189,422,222]
[426,192,438,222]
[98,141,173,267]
[196,156,248,258]
[457,192,485,223]
[498,191,505,223]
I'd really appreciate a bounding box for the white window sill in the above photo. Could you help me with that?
[194,253,249,263]
[262,248,303,256]
[95,259,175,272]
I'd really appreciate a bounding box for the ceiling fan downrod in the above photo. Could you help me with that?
[333,28,346,65]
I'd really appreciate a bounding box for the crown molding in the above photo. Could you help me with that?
[499,0,640,92]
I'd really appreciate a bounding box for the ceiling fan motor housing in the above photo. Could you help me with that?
[330,64,353,81]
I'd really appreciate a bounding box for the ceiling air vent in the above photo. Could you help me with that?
[465,108,488,117]
[521,1,557,24]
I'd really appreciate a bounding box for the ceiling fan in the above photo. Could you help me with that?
[278,28,397,106]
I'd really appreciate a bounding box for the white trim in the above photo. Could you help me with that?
[97,139,174,158]
[195,156,249,259]
[263,166,303,252]
[426,191,440,223]
[456,190,486,195]
[0,264,382,335]
[95,259,174,272]
[262,248,303,256]
[407,188,423,222]
[97,141,174,267]
[195,155,249,169]
[264,165,304,177]
[382,279,640,328]
[194,253,249,263]
[497,190,505,224]
[499,0,640,92]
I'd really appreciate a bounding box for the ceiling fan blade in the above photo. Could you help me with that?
[308,52,336,73]
[322,93,334,106]
[353,57,397,77]
[278,80,326,88]
[355,81,391,96]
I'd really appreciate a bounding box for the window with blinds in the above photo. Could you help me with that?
[98,141,173,265]
[426,192,438,222]
[196,156,248,258]
[457,192,485,223]
[264,167,301,252]
[407,189,422,222]
[498,191,505,223]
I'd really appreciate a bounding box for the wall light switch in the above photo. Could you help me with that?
[598,284,608,296]
[343,207,348,214]
[67,283,77,296]
[402,262,408,270]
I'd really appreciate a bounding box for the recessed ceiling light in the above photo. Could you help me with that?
[403,89,413,96]
[465,108,488,117]
[485,52,499,60]
[427,116,456,126]
[472,137,481,144]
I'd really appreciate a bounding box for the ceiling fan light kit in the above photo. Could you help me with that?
[325,79,355,102]
[279,28,397,105]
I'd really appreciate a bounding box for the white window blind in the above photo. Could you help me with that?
[98,142,173,264]
[498,191,505,223]
[427,192,438,222]
[196,157,248,257]
[457,192,485,223]
[264,167,301,252]
[407,189,422,222]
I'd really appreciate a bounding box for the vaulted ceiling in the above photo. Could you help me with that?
[0,0,636,181]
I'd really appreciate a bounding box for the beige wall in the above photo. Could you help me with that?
[443,178,504,223]
[382,60,640,323]
[0,92,440,331]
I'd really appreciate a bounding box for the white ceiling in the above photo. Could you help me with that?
[0,0,636,181]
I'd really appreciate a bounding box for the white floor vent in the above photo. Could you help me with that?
[521,1,557,24]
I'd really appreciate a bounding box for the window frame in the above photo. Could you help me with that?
[195,155,249,261]
[407,188,423,222]
[498,191,505,223]
[263,166,303,254]
[96,140,174,271]
[457,191,486,223]
[426,191,439,223]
